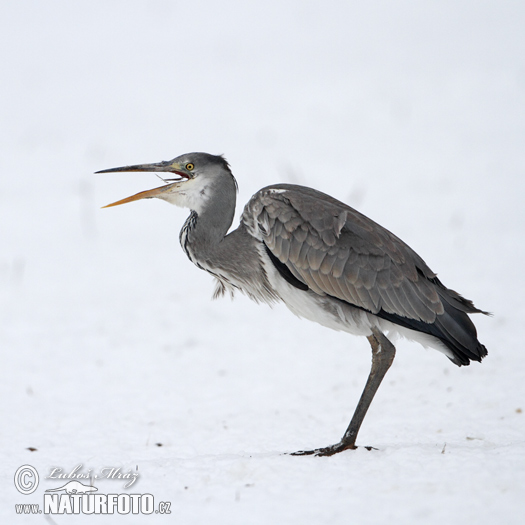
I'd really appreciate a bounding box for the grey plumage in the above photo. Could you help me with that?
[99,152,488,455]
[242,183,487,366]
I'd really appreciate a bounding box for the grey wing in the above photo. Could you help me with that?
[245,184,445,323]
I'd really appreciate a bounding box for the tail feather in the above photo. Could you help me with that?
[431,276,490,315]
[375,290,488,367]
[433,289,488,366]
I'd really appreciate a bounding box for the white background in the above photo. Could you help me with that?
[1,1,524,523]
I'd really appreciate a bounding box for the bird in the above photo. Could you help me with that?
[97,152,488,456]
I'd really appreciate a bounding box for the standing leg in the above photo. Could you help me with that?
[292,327,396,456]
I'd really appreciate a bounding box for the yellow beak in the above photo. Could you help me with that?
[96,160,188,208]
[102,183,180,208]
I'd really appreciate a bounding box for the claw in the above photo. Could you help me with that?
[289,441,376,456]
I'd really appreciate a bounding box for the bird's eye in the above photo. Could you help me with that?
[185,163,195,171]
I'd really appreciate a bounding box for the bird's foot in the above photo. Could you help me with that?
[290,441,377,457]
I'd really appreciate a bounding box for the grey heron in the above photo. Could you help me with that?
[98,152,488,456]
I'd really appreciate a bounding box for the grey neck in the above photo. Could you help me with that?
[179,176,237,263]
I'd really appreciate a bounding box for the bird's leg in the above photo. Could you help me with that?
[292,327,396,456]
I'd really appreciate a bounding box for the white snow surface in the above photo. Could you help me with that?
[1,1,524,523]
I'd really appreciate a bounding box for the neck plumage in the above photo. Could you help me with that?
[178,179,278,305]
[179,181,237,269]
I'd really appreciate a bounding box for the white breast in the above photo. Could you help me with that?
[258,246,455,359]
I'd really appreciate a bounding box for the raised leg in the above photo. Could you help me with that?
[292,327,396,456]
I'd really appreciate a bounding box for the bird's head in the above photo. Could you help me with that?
[98,152,237,214]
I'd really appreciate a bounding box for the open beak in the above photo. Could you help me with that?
[96,160,189,208]
[100,183,181,208]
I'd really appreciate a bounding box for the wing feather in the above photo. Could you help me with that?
[332,252,349,279]
[319,252,337,275]
[289,235,303,262]
[306,247,327,272]
[242,184,450,323]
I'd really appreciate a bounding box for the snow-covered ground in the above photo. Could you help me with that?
[1,1,524,523]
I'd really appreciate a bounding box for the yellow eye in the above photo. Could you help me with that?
[185,163,195,171]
